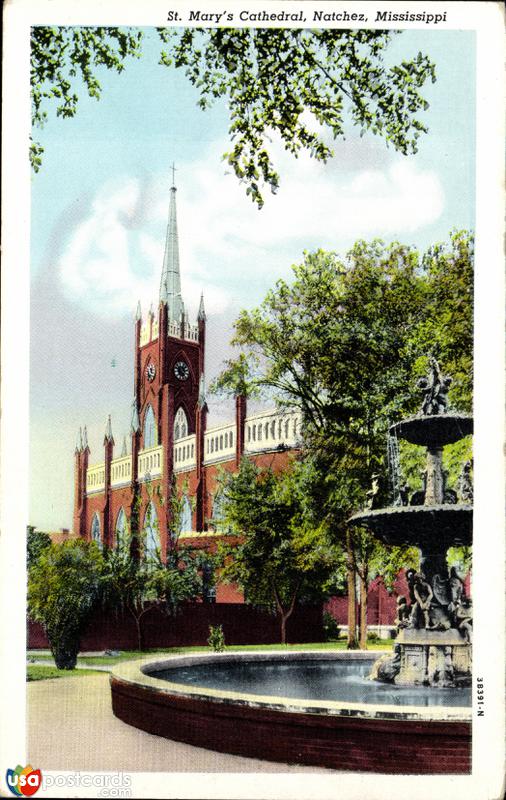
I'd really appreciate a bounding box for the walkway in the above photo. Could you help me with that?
[27,673,331,773]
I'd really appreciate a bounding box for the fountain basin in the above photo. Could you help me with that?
[390,414,473,447]
[110,651,471,774]
[349,504,472,548]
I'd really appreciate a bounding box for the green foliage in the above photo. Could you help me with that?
[27,540,105,669]
[27,665,101,681]
[216,458,342,643]
[322,611,341,641]
[447,546,472,575]
[159,28,435,206]
[208,624,226,652]
[415,231,474,411]
[230,234,473,508]
[209,352,260,399]
[223,233,473,641]
[30,26,142,169]
[101,519,201,650]
[31,27,436,204]
[26,526,52,568]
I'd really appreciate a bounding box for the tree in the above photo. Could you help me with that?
[102,497,202,651]
[26,526,51,568]
[217,233,473,645]
[30,27,142,171]
[216,458,341,644]
[27,539,104,669]
[31,27,436,204]
[208,352,260,398]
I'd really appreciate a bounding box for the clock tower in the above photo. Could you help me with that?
[132,176,206,553]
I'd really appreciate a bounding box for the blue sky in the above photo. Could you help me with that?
[30,28,476,529]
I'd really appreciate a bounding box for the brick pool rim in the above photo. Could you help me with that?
[110,650,472,774]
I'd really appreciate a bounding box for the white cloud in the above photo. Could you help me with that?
[57,138,445,318]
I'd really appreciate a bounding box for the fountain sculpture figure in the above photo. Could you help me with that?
[350,358,473,688]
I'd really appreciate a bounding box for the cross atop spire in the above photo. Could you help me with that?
[171,162,177,188]
[159,166,183,320]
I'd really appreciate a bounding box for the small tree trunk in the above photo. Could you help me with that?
[346,531,358,649]
[129,607,145,651]
[359,571,368,650]
[273,583,299,645]
[280,613,288,645]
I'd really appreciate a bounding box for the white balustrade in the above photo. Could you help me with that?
[203,423,236,465]
[138,445,163,481]
[86,463,105,494]
[168,320,180,337]
[110,455,132,487]
[244,410,302,454]
[173,434,197,472]
[85,409,300,495]
[139,315,199,345]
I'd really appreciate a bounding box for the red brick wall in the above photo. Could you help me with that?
[28,602,324,651]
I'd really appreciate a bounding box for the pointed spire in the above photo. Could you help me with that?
[121,435,128,457]
[197,292,206,322]
[159,175,183,320]
[82,426,89,451]
[135,300,142,321]
[131,401,140,434]
[198,374,208,409]
[75,427,83,454]
[104,415,114,445]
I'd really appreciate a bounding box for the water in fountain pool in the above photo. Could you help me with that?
[150,659,470,708]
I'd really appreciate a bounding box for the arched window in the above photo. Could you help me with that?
[115,508,127,549]
[143,502,160,562]
[180,495,192,533]
[91,513,101,547]
[143,405,157,448]
[174,407,188,441]
[211,493,229,533]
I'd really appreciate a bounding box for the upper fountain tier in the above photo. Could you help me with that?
[348,357,473,548]
[390,413,473,448]
[390,356,472,448]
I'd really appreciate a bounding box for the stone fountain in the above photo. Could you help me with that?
[350,357,473,688]
[110,357,473,773]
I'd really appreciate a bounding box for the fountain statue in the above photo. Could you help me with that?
[350,358,473,688]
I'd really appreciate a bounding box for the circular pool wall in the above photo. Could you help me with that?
[110,651,471,774]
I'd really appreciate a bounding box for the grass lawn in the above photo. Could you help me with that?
[27,665,104,681]
[28,639,393,671]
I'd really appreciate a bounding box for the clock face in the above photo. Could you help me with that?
[174,360,190,381]
[146,363,156,382]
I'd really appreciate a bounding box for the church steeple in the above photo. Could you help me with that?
[159,166,183,321]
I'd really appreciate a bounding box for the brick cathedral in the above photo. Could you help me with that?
[72,179,301,601]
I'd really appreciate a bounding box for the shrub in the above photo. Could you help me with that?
[26,527,51,568]
[208,624,225,652]
[28,540,104,669]
[322,611,341,641]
